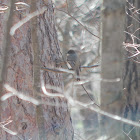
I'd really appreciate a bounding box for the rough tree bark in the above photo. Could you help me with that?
[0,0,73,140]
[123,0,140,139]
[100,0,126,139]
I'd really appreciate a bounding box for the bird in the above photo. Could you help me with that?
[66,50,81,81]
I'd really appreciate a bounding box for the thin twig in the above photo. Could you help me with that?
[55,8,101,39]
[41,67,74,74]
[81,84,100,107]
[81,64,99,68]
[123,131,133,140]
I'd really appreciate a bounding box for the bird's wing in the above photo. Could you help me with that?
[67,61,76,70]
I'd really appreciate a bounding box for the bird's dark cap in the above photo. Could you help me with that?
[67,50,76,54]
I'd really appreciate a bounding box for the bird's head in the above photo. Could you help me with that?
[67,50,76,55]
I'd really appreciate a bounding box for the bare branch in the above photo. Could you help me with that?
[10,6,47,36]
[74,100,140,128]
[0,117,17,136]
[15,2,30,11]
[81,64,99,68]
[55,8,101,39]
[123,131,133,140]
[40,71,65,98]
[0,3,9,13]
[41,67,74,74]
[81,84,100,107]
[2,84,40,105]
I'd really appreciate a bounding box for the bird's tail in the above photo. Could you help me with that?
[76,69,80,81]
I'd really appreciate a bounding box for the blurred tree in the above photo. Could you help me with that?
[100,0,126,139]
[0,0,73,140]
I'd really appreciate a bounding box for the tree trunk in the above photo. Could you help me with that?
[100,0,126,139]
[123,0,140,139]
[0,0,73,140]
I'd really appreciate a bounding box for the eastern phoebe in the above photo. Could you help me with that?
[66,50,81,81]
